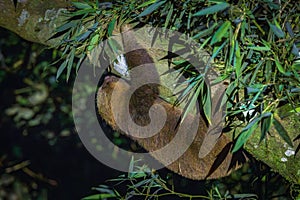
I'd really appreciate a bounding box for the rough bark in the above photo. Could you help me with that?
[0,0,71,45]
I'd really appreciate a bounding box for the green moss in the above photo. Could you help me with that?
[245,111,300,184]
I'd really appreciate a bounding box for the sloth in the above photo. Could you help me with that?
[96,25,239,180]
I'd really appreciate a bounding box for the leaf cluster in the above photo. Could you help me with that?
[82,158,258,200]
[52,0,300,152]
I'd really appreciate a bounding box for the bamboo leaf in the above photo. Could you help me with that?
[66,48,75,81]
[210,21,231,45]
[269,20,285,38]
[273,117,293,147]
[128,156,135,177]
[108,18,116,36]
[56,21,76,33]
[56,60,67,80]
[275,57,286,74]
[193,2,230,17]
[202,82,212,124]
[232,122,258,153]
[137,0,157,9]
[181,80,202,122]
[72,2,92,9]
[192,22,219,39]
[247,45,270,51]
[82,194,116,199]
[87,34,100,51]
[138,0,166,17]
[76,31,92,42]
[260,113,273,143]
[234,42,242,77]
[70,9,95,16]
[164,3,173,28]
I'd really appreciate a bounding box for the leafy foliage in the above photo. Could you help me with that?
[52,0,300,153]
[82,158,258,200]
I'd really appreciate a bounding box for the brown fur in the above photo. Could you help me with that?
[96,25,236,179]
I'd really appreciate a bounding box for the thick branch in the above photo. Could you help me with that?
[0,0,71,45]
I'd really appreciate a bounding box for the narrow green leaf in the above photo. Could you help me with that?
[137,0,157,9]
[128,156,134,177]
[70,9,95,16]
[192,22,219,39]
[187,10,192,30]
[164,3,173,28]
[179,79,198,101]
[269,20,285,38]
[249,86,264,108]
[82,193,116,200]
[87,34,100,51]
[56,60,67,80]
[247,45,270,51]
[202,82,212,124]
[210,40,227,61]
[285,22,294,37]
[232,122,258,153]
[260,113,273,143]
[275,58,286,74]
[232,194,258,199]
[56,21,76,33]
[193,2,230,16]
[66,48,75,81]
[72,2,92,9]
[76,54,86,72]
[199,36,211,50]
[273,117,293,147]
[76,31,92,42]
[249,60,264,85]
[108,18,116,36]
[138,0,166,17]
[234,42,242,77]
[210,21,231,45]
[181,80,202,122]
[244,114,263,131]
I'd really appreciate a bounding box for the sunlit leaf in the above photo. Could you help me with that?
[193,2,230,17]
[87,34,100,51]
[234,42,242,77]
[108,18,116,36]
[247,45,270,51]
[275,57,286,74]
[137,0,157,9]
[210,21,231,45]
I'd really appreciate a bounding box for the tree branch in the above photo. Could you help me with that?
[0,0,71,45]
